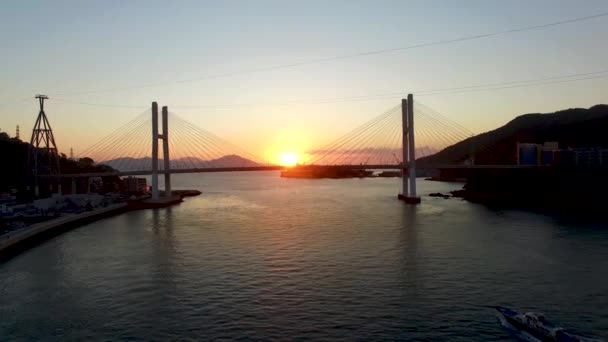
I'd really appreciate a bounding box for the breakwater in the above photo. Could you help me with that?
[0,190,202,260]
[0,203,128,259]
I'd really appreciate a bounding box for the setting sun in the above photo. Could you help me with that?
[279,152,300,167]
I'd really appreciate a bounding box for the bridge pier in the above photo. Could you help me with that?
[398,93,421,204]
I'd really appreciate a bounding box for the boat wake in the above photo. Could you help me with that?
[497,313,542,342]
[495,307,605,342]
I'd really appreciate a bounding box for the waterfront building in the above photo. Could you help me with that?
[124,177,148,193]
[517,143,540,165]
[517,142,608,167]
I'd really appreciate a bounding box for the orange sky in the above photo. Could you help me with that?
[2,1,608,164]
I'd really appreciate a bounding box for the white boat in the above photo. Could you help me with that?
[495,306,604,342]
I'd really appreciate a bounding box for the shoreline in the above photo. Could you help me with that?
[0,203,129,260]
[444,167,608,217]
[0,190,202,261]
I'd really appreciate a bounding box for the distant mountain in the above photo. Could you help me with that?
[418,104,608,166]
[101,154,260,172]
[100,157,153,171]
[207,154,260,168]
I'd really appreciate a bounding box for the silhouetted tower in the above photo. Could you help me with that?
[150,102,172,200]
[28,95,61,197]
[70,147,74,160]
[398,93,420,204]
[16,125,20,140]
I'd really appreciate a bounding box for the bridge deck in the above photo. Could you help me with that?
[56,164,548,178]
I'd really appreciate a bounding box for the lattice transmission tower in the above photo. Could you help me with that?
[28,95,61,197]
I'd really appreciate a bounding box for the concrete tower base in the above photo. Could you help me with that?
[140,195,183,209]
[398,193,421,204]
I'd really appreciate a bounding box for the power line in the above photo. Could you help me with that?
[46,69,608,109]
[177,12,608,84]
[414,69,608,95]
[416,73,608,97]
[52,98,148,109]
[50,11,608,96]
[0,96,35,109]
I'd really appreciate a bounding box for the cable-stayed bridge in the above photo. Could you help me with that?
[16,11,608,202]
[46,94,508,203]
[73,97,473,170]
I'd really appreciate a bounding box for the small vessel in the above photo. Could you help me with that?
[495,306,603,342]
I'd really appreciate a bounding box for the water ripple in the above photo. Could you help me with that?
[1,172,607,340]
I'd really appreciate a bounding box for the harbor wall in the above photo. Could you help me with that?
[0,203,129,259]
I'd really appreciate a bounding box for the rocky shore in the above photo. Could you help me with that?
[446,167,607,215]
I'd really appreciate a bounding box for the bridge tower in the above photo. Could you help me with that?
[151,102,172,200]
[162,105,172,197]
[28,95,61,198]
[398,93,421,204]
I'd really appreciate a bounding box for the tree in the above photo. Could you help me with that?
[78,157,95,168]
